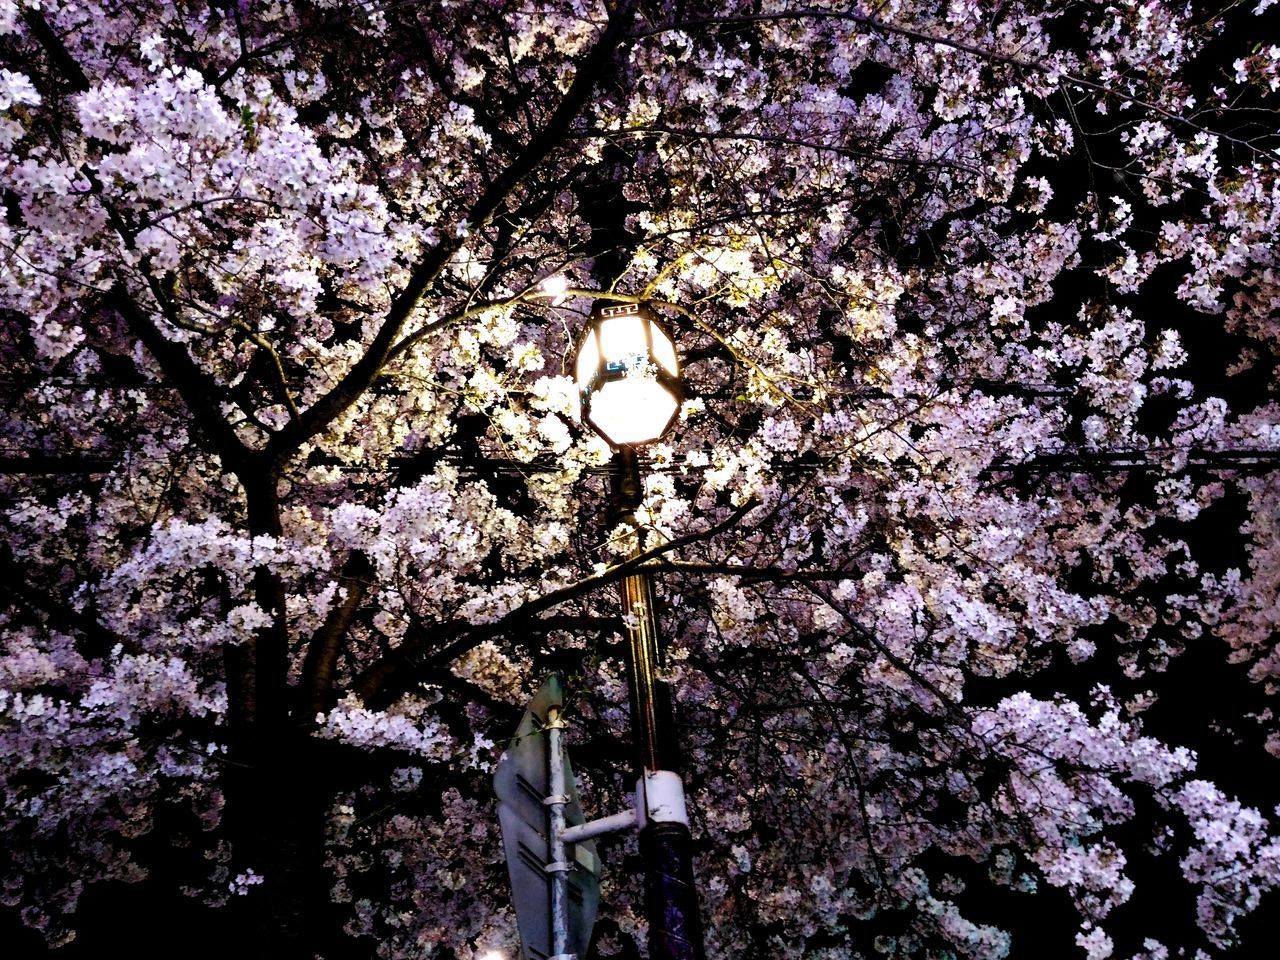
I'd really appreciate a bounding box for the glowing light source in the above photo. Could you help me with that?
[539,273,569,306]
[573,302,683,447]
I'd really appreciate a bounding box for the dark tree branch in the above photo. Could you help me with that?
[110,289,252,472]
[0,454,117,474]
[349,499,758,708]
[265,0,642,462]
[806,583,965,720]
[298,551,374,723]
[21,10,90,91]
[0,544,131,657]
[640,8,1269,156]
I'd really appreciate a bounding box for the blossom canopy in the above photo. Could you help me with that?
[0,1,1279,959]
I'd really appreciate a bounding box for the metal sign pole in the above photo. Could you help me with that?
[496,656,702,958]
[495,676,604,960]
[545,706,572,960]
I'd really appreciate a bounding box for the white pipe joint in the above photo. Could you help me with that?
[636,770,689,828]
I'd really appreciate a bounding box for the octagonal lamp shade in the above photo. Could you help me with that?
[574,302,683,447]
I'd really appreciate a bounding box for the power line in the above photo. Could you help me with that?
[2,448,1279,478]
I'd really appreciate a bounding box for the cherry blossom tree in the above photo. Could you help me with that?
[2,1,1279,958]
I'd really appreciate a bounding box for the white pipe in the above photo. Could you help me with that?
[559,807,639,845]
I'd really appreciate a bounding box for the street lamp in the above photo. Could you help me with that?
[573,300,705,960]
[574,300,683,447]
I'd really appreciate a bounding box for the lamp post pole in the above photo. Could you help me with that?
[567,298,706,959]
[608,445,706,960]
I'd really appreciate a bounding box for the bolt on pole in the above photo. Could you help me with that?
[609,446,706,960]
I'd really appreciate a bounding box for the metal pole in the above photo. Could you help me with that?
[545,705,573,960]
[609,447,706,960]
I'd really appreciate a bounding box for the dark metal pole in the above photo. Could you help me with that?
[609,446,706,960]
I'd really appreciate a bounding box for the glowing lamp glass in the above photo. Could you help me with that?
[599,314,648,366]
[574,302,683,447]
[651,325,677,374]
[587,379,680,446]
[574,330,599,387]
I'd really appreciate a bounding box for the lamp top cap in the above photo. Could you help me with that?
[592,301,650,321]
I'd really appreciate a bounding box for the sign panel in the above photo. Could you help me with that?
[495,675,600,960]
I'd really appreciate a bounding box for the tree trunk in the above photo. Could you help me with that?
[220,465,335,958]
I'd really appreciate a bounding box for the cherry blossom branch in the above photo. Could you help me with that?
[266,0,641,461]
[349,499,759,708]
[646,560,862,583]
[109,288,252,471]
[990,447,1280,473]
[383,286,687,364]
[576,125,984,174]
[805,582,965,719]
[21,13,253,470]
[639,8,1274,157]
[383,286,546,364]
[787,656,890,888]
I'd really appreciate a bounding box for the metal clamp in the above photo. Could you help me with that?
[543,861,574,874]
[637,770,689,827]
[542,793,571,806]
